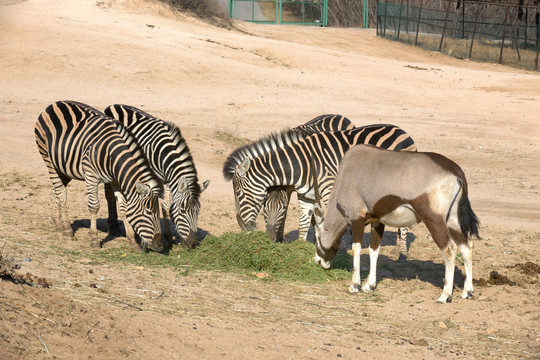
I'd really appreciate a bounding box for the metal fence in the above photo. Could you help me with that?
[377,0,540,71]
[229,0,328,26]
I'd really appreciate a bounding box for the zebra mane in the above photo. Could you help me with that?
[222,129,305,182]
[113,121,164,197]
[164,121,201,197]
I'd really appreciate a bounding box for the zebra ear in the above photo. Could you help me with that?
[310,203,324,226]
[236,158,251,177]
[200,180,210,193]
[135,182,151,197]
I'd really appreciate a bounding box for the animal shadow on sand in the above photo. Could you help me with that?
[71,218,209,252]
[286,227,464,290]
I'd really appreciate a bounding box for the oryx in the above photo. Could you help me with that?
[312,145,480,303]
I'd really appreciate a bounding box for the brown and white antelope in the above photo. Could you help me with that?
[312,145,480,303]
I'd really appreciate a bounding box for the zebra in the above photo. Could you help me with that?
[223,124,416,245]
[34,100,164,252]
[263,114,355,242]
[104,104,210,249]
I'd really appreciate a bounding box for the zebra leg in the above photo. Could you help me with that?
[161,191,174,248]
[51,179,73,237]
[84,175,102,248]
[393,227,409,263]
[297,196,315,241]
[104,183,121,237]
[349,218,366,293]
[363,221,384,292]
[114,190,140,250]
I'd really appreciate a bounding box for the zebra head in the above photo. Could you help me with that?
[263,186,292,242]
[125,181,163,252]
[230,157,268,231]
[169,176,210,249]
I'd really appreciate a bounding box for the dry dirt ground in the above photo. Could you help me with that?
[1,0,539,359]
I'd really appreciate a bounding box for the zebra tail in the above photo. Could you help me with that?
[458,195,480,240]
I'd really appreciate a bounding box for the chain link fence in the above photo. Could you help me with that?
[377,0,540,71]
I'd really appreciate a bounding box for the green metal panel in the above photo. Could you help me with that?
[363,0,369,28]
[229,0,327,26]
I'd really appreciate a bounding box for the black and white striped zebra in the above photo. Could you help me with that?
[263,114,355,242]
[104,105,209,249]
[223,124,416,243]
[34,101,164,251]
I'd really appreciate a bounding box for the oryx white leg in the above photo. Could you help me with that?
[363,221,384,292]
[349,219,365,293]
[349,242,362,293]
[459,241,474,299]
[363,247,380,292]
[437,241,457,303]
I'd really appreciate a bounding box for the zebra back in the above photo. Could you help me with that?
[34,100,163,251]
[224,124,416,240]
[104,104,204,248]
[293,114,355,135]
[263,114,355,241]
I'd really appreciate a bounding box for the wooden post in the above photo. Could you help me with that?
[406,0,409,36]
[383,0,388,38]
[415,0,423,46]
[534,4,540,70]
[397,0,404,40]
[500,6,510,65]
[439,0,452,52]
[469,2,481,59]
[512,20,522,62]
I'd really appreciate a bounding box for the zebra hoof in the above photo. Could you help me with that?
[397,254,407,263]
[461,289,474,299]
[348,284,361,294]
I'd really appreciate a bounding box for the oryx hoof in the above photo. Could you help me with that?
[362,283,376,293]
[348,284,361,294]
[436,294,452,304]
[461,289,474,299]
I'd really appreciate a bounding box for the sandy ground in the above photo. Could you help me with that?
[0,0,539,359]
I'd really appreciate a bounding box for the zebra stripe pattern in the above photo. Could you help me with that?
[223,124,416,242]
[34,101,164,251]
[104,104,209,249]
[263,114,355,241]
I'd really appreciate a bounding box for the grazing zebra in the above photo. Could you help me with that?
[263,114,355,242]
[223,124,416,243]
[104,104,209,249]
[34,101,164,252]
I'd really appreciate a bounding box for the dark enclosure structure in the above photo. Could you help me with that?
[377,0,540,71]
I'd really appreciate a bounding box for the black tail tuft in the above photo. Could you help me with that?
[458,195,480,240]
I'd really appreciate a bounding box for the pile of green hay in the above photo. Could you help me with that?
[97,231,352,283]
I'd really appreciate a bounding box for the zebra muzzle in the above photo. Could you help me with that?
[245,220,256,231]
[145,233,163,253]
